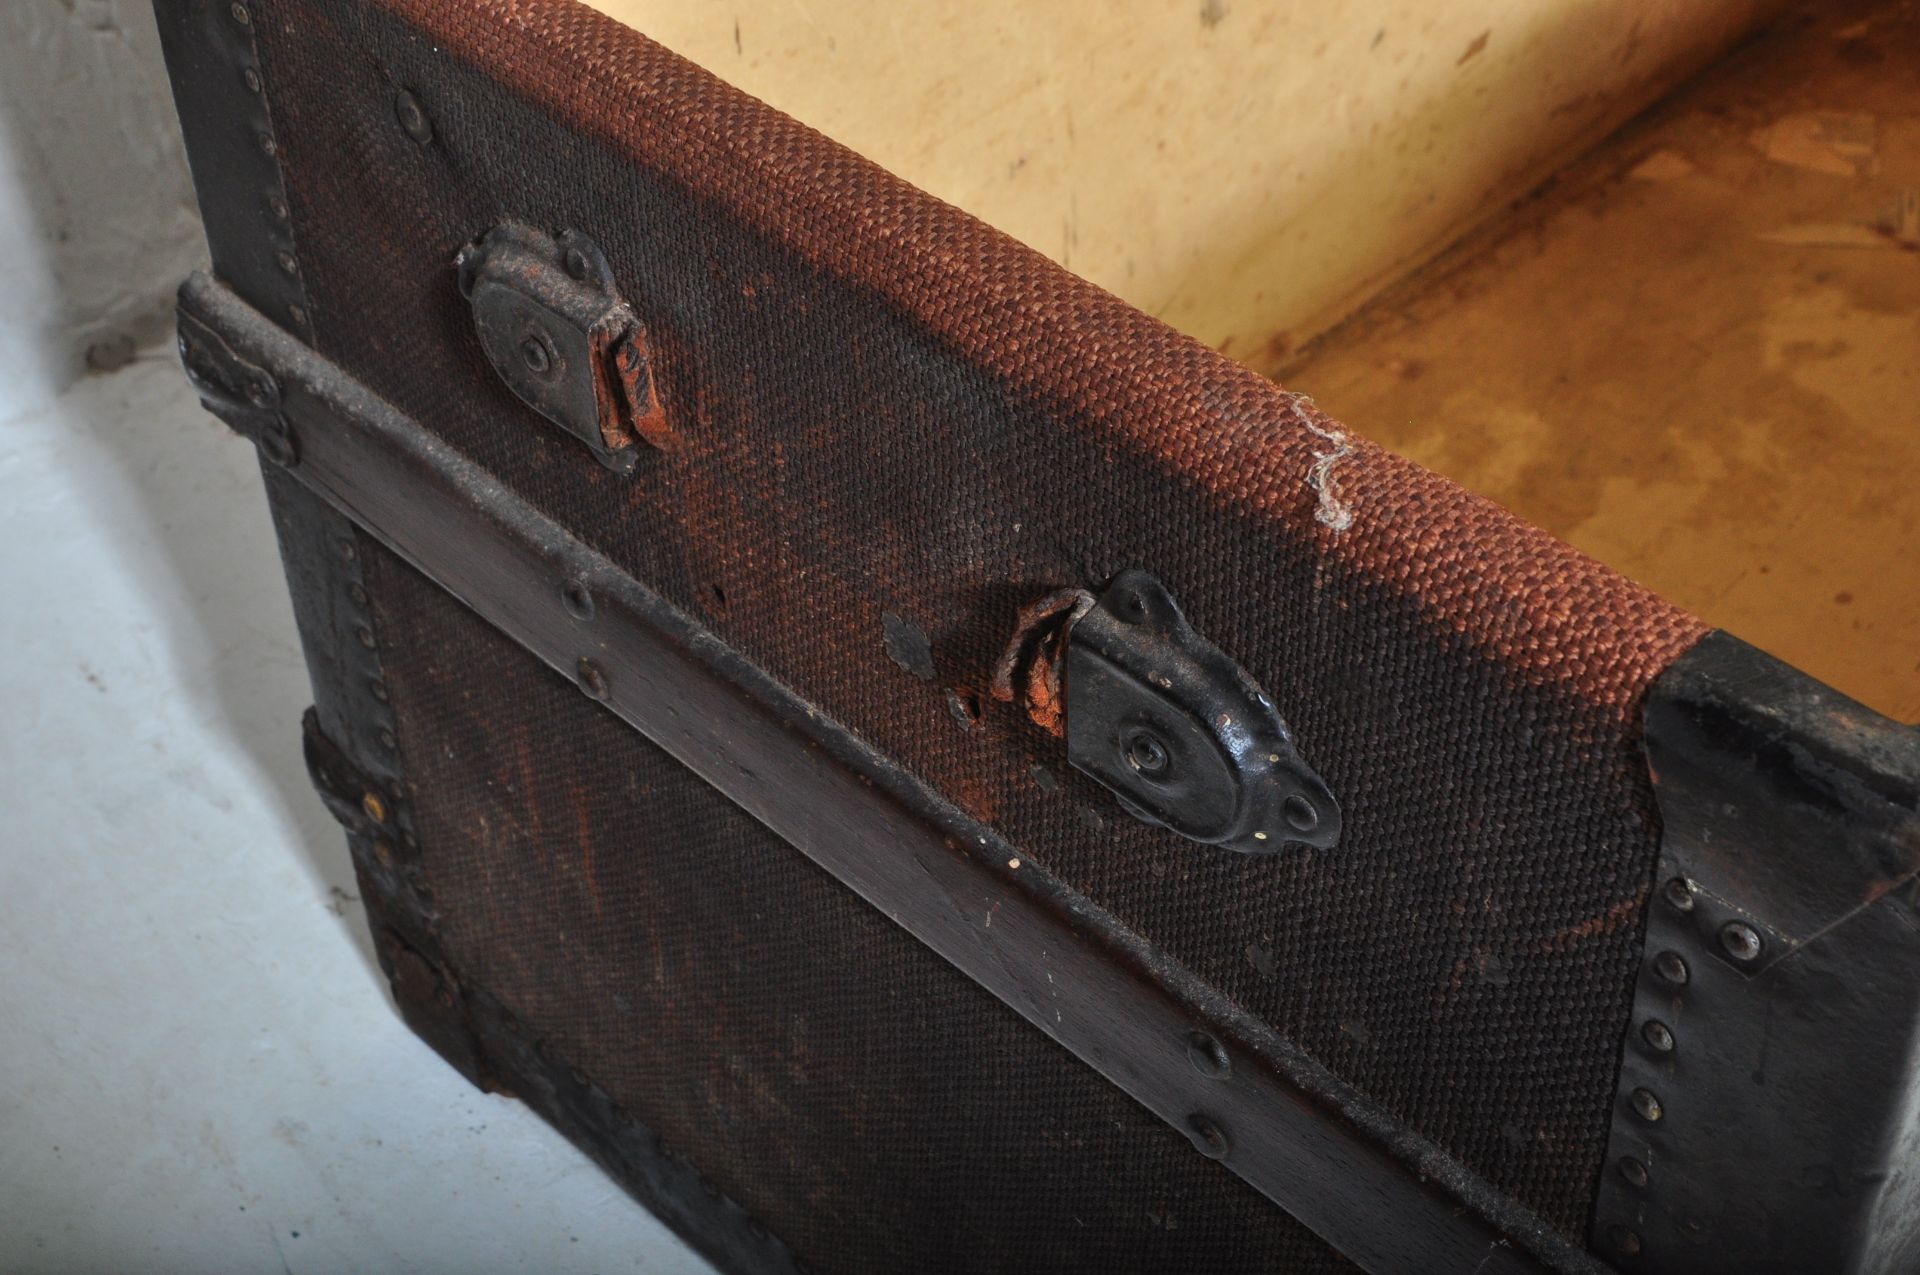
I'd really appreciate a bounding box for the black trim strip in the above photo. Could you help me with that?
[1594,633,1920,1272]
[178,270,1600,1275]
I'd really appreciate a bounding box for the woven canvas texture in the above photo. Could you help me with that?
[366,543,1352,1272]
[257,0,1707,1245]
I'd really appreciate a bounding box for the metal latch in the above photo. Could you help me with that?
[456,223,669,473]
[1066,570,1340,854]
[176,303,297,467]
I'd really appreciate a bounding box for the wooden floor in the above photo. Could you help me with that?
[1284,2,1919,720]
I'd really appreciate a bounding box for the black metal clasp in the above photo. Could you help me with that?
[1065,570,1339,854]
[176,300,297,466]
[456,223,670,473]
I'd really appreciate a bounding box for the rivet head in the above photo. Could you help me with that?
[258,133,277,158]
[1662,876,1694,912]
[269,195,290,221]
[230,2,250,24]
[274,249,298,277]
[564,246,591,279]
[1654,950,1689,986]
[1123,729,1169,776]
[1607,1224,1643,1258]
[354,625,377,649]
[378,728,398,752]
[369,679,389,703]
[1185,1030,1231,1080]
[243,67,262,93]
[520,335,553,375]
[1642,1019,1675,1053]
[257,428,296,467]
[562,580,595,621]
[1721,921,1763,963]
[1185,1114,1230,1160]
[1618,1156,1649,1189]
[394,89,434,145]
[361,791,388,824]
[1631,1087,1664,1123]
[577,657,609,701]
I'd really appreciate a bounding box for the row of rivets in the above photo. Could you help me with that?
[1607,875,1768,1261]
[1609,877,1694,1259]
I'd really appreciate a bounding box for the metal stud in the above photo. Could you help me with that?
[230,2,250,24]
[1721,921,1763,963]
[1123,729,1168,775]
[1185,1113,1230,1160]
[520,336,552,375]
[275,249,299,277]
[1654,950,1689,986]
[1618,1156,1649,1188]
[257,428,296,468]
[1185,1030,1231,1079]
[1642,1019,1675,1054]
[561,579,595,621]
[1662,876,1694,912]
[1631,1087,1664,1123]
[577,657,609,701]
[1607,1224,1643,1258]
[394,89,434,145]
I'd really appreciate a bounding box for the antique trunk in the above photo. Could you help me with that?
[151,0,1920,1271]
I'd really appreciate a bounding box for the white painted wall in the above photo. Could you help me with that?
[0,0,204,415]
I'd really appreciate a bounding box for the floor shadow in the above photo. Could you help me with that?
[49,353,385,979]
[0,2,379,978]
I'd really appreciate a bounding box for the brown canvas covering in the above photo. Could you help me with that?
[226,0,1709,1261]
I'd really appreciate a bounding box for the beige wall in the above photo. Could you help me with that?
[587,0,1785,370]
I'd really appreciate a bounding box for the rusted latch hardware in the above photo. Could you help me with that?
[1066,570,1340,854]
[456,223,669,473]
